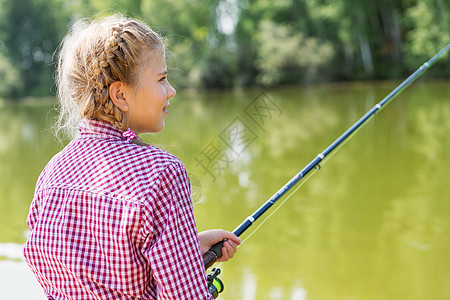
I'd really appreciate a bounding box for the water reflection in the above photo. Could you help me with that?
[1,81,449,299]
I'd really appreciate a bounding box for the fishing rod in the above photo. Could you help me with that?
[204,43,449,296]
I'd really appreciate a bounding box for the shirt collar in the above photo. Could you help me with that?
[78,119,126,141]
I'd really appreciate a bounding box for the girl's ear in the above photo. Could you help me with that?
[109,81,130,112]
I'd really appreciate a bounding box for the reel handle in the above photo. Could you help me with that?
[203,240,224,269]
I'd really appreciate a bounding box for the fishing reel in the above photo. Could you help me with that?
[207,268,224,299]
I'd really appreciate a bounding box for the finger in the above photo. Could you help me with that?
[217,246,230,262]
[219,230,241,245]
[223,241,234,259]
[228,240,238,253]
[217,241,236,262]
[222,240,237,255]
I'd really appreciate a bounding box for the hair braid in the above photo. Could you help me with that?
[87,27,128,131]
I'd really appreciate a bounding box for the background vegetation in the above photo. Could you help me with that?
[0,0,448,98]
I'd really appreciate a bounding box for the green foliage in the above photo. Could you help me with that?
[0,0,66,97]
[403,0,450,69]
[255,21,334,85]
[0,52,22,97]
[0,0,448,98]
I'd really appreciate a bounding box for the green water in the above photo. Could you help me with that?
[1,81,449,299]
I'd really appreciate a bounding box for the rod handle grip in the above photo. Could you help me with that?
[203,240,224,270]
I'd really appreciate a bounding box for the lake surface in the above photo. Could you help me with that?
[1,80,449,299]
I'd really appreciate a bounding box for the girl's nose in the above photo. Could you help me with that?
[167,82,176,99]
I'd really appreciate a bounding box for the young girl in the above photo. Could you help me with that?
[23,14,240,299]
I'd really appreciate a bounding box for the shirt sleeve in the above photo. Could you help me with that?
[26,194,39,232]
[143,162,213,300]
[26,168,47,231]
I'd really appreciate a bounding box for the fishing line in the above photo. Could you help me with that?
[320,81,414,166]
[320,114,375,165]
[203,44,450,272]
[240,94,394,243]
[215,167,319,269]
[214,88,412,269]
[237,109,381,247]
[239,168,319,246]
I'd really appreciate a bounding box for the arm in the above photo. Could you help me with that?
[143,162,213,300]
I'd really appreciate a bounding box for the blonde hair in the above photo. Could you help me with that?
[55,14,164,137]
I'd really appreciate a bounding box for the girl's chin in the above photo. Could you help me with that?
[153,121,165,133]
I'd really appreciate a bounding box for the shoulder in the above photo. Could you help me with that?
[128,142,184,170]
[128,142,191,185]
[120,142,190,187]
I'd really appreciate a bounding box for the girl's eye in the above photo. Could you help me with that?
[159,76,167,82]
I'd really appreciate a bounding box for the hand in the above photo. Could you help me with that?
[198,229,241,262]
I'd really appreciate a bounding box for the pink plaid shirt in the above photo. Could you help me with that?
[24,119,213,300]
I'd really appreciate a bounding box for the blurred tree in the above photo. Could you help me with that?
[403,0,450,73]
[0,0,448,97]
[255,20,334,85]
[0,0,67,97]
[0,52,22,97]
[141,0,233,88]
[0,0,22,97]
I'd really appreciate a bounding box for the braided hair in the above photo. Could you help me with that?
[56,14,165,136]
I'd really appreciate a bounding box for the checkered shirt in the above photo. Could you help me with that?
[23,119,213,300]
